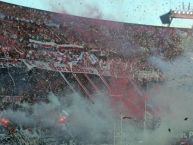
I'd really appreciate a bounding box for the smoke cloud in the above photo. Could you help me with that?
[2,44,193,145]
[142,51,193,145]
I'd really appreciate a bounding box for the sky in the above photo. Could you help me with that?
[1,0,193,28]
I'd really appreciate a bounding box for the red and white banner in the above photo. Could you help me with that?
[22,60,99,75]
[29,39,84,52]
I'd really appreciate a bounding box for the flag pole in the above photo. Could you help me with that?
[120,112,123,145]
[113,123,116,145]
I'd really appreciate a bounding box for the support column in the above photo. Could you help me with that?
[72,73,92,99]
[84,74,99,92]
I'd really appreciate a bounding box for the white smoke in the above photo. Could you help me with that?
[0,91,120,143]
[1,92,61,128]
[2,53,193,145]
[142,52,193,145]
[0,88,146,144]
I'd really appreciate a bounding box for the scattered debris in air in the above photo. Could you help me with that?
[168,128,171,132]
[184,117,188,121]
[122,116,133,119]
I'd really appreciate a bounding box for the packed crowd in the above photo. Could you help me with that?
[0,1,188,98]
[0,2,50,24]
[0,67,65,95]
[0,65,94,105]
[0,3,184,55]
[0,3,188,144]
